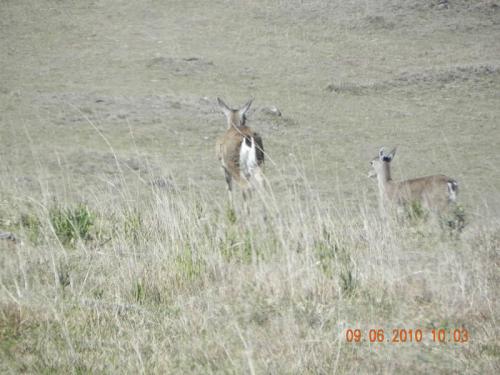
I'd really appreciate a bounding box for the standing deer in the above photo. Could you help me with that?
[216,97,265,211]
[369,147,458,215]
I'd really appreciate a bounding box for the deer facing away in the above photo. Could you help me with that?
[369,147,458,215]
[216,97,265,210]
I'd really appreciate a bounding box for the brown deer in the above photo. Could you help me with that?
[369,147,458,215]
[216,97,265,211]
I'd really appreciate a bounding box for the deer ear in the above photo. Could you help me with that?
[379,147,385,158]
[239,98,253,117]
[388,147,397,159]
[217,97,231,118]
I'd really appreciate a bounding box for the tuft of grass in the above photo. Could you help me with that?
[57,262,71,290]
[123,208,143,243]
[225,205,237,225]
[219,227,258,264]
[132,279,146,304]
[314,234,358,297]
[19,213,41,244]
[131,277,167,305]
[404,200,428,223]
[0,304,42,367]
[314,239,336,278]
[441,204,467,237]
[174,247,205,283]
[49,203,95,247]
[0,304,23,353]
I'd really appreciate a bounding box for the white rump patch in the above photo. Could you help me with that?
[240,137,258,180]
[447,181,457,202]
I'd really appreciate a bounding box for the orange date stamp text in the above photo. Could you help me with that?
[345,328,469,344]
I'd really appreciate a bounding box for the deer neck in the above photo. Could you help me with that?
[376,163,393,199]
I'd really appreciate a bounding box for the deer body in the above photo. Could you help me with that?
[216,98,265,209]
[371,148,458,214]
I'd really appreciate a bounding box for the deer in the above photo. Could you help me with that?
[215,97,265,213]
[369,147,458,216]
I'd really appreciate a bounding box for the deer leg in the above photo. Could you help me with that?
[252,167,266,191]
[253,167,270,220]
[223,168,234,208]
[378,197,390,222]
[242,188,252,215]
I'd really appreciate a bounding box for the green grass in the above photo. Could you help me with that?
[49,203,96,247]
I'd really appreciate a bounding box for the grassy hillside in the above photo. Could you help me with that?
[1,0,499,373]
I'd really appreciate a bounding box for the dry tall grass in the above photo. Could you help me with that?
[0,164,498,374]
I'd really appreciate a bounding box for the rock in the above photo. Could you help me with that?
[0,231,16,242]
[437,0,449,9]
[261,106,282,117]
